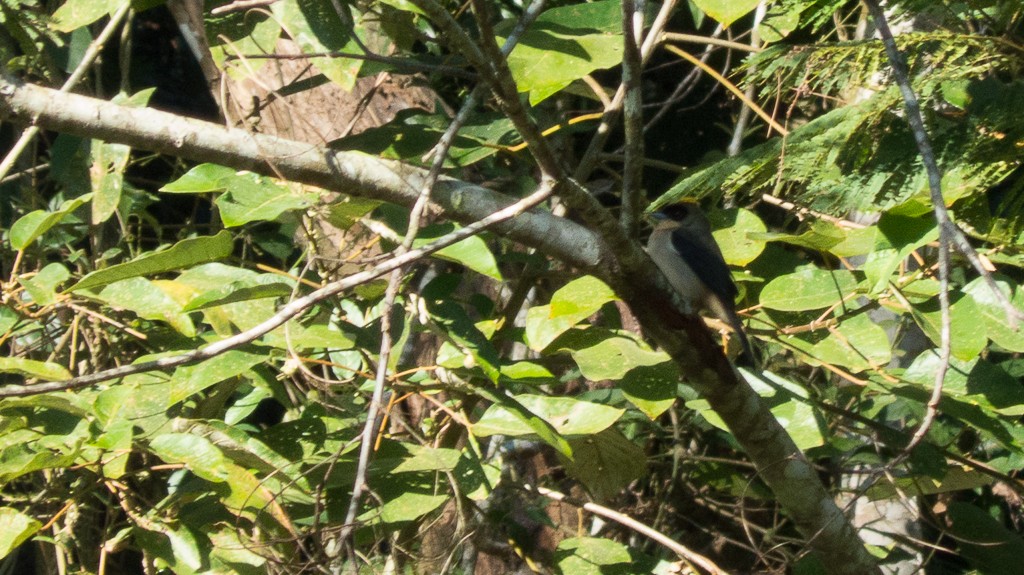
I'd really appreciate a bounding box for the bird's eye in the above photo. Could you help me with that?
[664,204,690,221]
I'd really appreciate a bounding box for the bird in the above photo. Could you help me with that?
[646,201,754,363]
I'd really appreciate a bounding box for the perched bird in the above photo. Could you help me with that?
[646,201,753,362]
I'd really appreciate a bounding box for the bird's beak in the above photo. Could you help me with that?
[647,211,668,221]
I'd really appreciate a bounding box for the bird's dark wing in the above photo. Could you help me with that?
[669,227,738,301]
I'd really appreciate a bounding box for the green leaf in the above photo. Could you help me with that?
[963,277,1024,352]
[94,278,195,336]
[428,300,501,382]
[0,357,72,381]
[555,537,632,575]
[474,394,623,437]
[215,174,315,227]
[760,267,860,311]
[9,194,92,250]
[51,0,123,32]
[692,0,760,28]
[784,312,892,371]
[160,163,237,193]
[69,231,234,292]
[0,507,42,560]
[372,444,462,474]
[947,502,1024,575]
[414,223,502,280]
[273,0,362,89]
[524,276,619,352]
[914,293,988,361]
[363,492,449,524]
[169,349,267,404]
[549,275,618,319]
[19,263,70,306]
[471,388,573,458]
[503,1,624,104]
[149,433,230,483]
[183,280,293,311]
[561,430,646,501]
[90,141,131,224]
[570,335,669,381]
[619,362,679,419]
[710,208,767,265]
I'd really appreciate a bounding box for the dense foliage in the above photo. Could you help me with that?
[2,1,1024,574]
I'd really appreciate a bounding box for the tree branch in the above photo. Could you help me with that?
[0,75,881,575]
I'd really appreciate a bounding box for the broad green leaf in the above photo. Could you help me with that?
[169,349,267,404]
[471,387,573,458]
[0,446,78,484]
[69,231,234,292]
[549,275,618,320]
[372,444,462,474]
[93,372,171,433]
[828,225,879,258]
[51,0,123,32]
[500,361,555,383]
[754,220,846,253]
[760,267,860,311]
[0,357,71,381]
[274,0,362,89]
[93,419,132,479]
[176,264,279,334]
[963,277,1024,352]
[95,277,196,336]
[0,507,42,560]
[474,394,623,437]
[90,141,130,224]
[570,335,669,381]
[183,280,293,311]
[692,0,760,27]
[361,492,449,524]
[525,277,619,352]
[619,362,679,419]
[784,312,892,371]
[947,502,1024,575]
[414,223,502,280]
[165,526,203,571]
[711,208,767,265]
[216,175,315,227]
[150,433,230,483]
[19,263,70,306]
[561,430,646,500]
[9,194,92,250]
[555,537,632,575]
[758,0,804,43]
[914,294,988,361]
[866,211,939,294]
[454,454,501,501]
[904,355,1024,416]
[504,1,624,104]
[160,163,237,193]
[428,300,500,382]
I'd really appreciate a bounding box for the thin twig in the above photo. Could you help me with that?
[661,32,762,53]
[523,484,731,575]
[0,2,132,181]
[863,0,1022,329]
[0,180,556,398]
[574,0,679,182]
[727,1,768,157]
[663,44,787,136]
